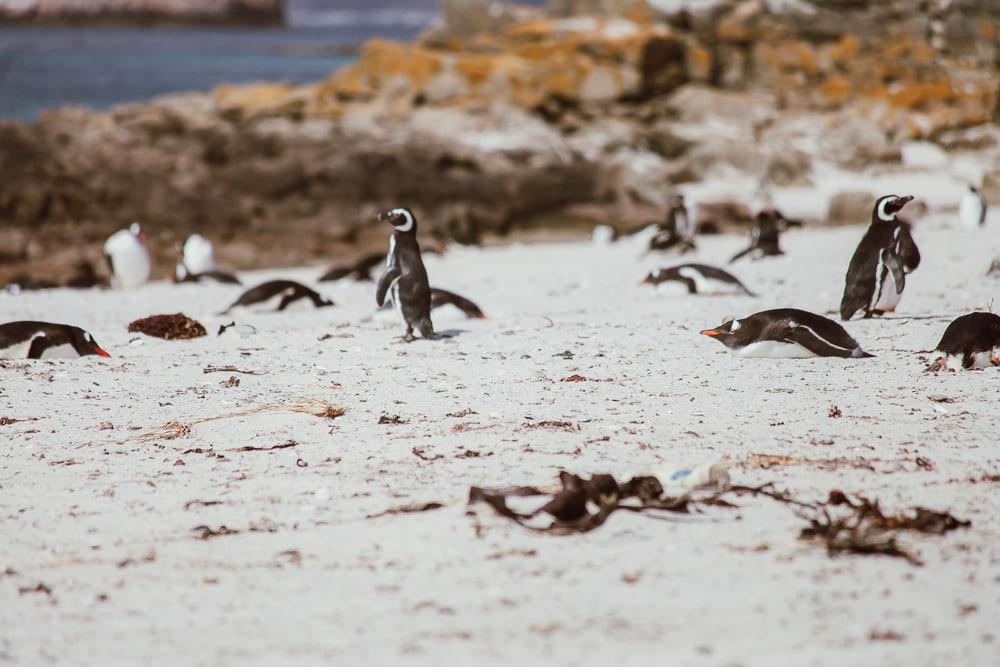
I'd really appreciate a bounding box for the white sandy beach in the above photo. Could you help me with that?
[2,218,999,666]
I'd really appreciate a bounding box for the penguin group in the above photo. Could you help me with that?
[1,186,995,368]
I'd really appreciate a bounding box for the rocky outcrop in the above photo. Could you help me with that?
[0,0,284,25]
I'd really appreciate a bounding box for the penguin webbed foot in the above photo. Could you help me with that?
[991,353,1000,367]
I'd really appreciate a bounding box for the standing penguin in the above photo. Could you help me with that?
[375,208,434,342]
[176,234,215,279]
[104,222,150,289]
[729,209,799,262]
[0,321,110,359]
[649,194,696,253]
[840,195,920,320]
[958,184,987,229]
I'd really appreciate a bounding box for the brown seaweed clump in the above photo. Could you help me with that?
[128,313,207,340]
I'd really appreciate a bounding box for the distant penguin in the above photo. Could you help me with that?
[319,253,386,282]
[375,208,434,342]
[0,321,110,359]
[104,222,150,289]
[177,270,242,285]
[958,185,987,229]
[430,288,486,319]
[928,312,1000,370]
[729,209,798,262]
[840,195,920,320]
[641,263,755,296]
[221,280,334,315]
[701,308,873,359]
[649,194,696,253]
[176,234,215,279]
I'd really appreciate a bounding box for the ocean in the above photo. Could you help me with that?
[0,6,437,121]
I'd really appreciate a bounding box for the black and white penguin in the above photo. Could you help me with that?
[104,222,150,289]
[319,253,386,282]
[928,312,1000,371]
[729,209,798,262]
[959,184,987,229]
[649,194,696,253]
[176,234,215,278]
[220,280,334,315]
[0,321,110,359]
[430,288,486,319]
[176,270,242,285]
[375,208,434,342]
[840,195,920,320]
[641,263,756,296]
[700,308,873,359]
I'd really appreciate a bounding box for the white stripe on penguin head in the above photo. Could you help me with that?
[876,197,896,222]
[392,208,414,232]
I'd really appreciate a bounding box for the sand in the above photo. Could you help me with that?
[1,218,999,666]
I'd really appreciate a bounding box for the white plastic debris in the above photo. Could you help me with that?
[652,461,730,492]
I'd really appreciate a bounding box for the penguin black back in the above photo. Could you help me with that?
[222,280,333,314]
[430,288,486,319]
[0,321,110,359]
[932,312,1000,369]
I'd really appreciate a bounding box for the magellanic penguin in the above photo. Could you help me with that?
[104,222,150,289]
[729,209,799,263]
[927,312,1000,371]
[959,185,987,229]
[220,280,333,315]
[840,195,920,320]
[701,308,873,359]
[319,253,386,282]
[649,194,696,253]
[0,321,110,359]
[641,263,756,296]
[375,208,434,342]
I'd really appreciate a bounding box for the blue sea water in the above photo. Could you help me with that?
[0,21,426,121]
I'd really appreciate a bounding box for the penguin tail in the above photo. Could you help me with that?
[743,287,758,297]
[852,348,875,359]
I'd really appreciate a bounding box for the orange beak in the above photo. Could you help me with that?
[95,348,111,358]
[701,329,721,337]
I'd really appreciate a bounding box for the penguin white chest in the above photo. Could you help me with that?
[872,260,901,312]
[959,193,983,229]
[108,244,151,289]
[678,267,740,295]
[0,337,35,359]
[735,341,818,359]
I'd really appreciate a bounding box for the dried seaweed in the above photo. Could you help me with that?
[367,502,444,520]
[192,525,240,540]
[228,440,297,453]
[467,472,970,564]
[127,313,207,340]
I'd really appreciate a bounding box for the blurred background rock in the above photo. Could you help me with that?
[0,0,997,283]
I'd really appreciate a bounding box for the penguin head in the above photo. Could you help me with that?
[669,193,685,208]
[378,208,417,234]
[873,195,914,222]
[640,269,662,285]
[700,317,749,348]
[129,222,145,241]
[70,327,111,358]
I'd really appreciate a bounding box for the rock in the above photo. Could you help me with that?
[982,170,1000,206]
[764,148,812,186]
[818,115,898,169]
[827,191,875,225]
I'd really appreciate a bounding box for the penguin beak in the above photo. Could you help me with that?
[640,276,653,285]
[700,329,721,337]
[94,348,111,358]
[894,195,914,211]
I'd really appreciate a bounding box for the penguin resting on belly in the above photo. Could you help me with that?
[375,208,434,343]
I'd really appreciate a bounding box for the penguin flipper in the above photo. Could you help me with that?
[729,246,753,263]
[781,325,855,358]
[896,226,921,272]
[375,267,401,307]
[886,254,906,295]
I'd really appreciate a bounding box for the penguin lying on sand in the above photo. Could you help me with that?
[927,312,1000,371]
[375,208,434,342]
[840,195,920,320]
[729,209,799,263]
[431,288,486,319]
[649,194,696,253]
[177,270,242,285]
[319,253,386,282]
[221,280,333,315]
[641,263,755,296]
[701,308,873,359]
[0,321,110,359]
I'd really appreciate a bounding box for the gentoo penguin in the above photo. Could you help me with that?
[375,208,434,342]
[928,312,1000,371]
[649,194,696,253]
[701,308,873,359]
[319,253,386,282]
[0,321,110,360]
[220,280,333,315]
[729,209,799,262]
[104,222,150,289]
[641,263,756,296]
[430,288,486,319]
[958,185,987,229]
[176,270,242,285]
[840,195,921,320]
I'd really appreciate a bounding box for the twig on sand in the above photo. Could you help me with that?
[203,365,263,375]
